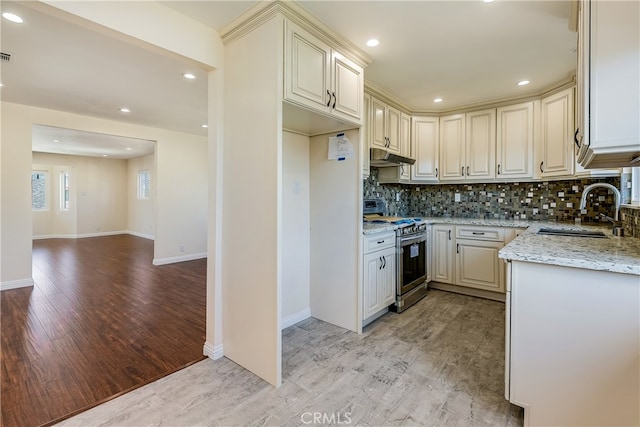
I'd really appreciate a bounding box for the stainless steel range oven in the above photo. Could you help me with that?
[364,198,429,313]
[395,222,429,312]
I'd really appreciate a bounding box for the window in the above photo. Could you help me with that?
[60,171,70,211]
[138,170,150,200]
[31,171,48,210]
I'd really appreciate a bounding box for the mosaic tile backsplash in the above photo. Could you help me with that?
[364,168,623,225]
[621,206,640,238]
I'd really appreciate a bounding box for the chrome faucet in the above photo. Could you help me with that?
[579,183,622,221]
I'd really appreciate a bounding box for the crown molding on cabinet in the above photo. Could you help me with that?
[219,0,372,69]
[363,80,413,114]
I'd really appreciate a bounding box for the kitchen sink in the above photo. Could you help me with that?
[537,228,607,238]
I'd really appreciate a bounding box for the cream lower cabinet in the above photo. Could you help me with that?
[455,239,504,293]
[431,225,455,284]
[363,233,396,320]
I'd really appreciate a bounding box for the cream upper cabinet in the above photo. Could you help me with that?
[439,114,466,181]
[466,109,496,181]
[576,0,640,168]
[370,96,402,154]
[284,21,363,125]
[399,113,411,180]
[411,116,439,183]
[496,101,535,179]
[362,93,371,178]
[539,88,575,178]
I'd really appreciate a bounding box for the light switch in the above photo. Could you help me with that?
[454,193,461,202]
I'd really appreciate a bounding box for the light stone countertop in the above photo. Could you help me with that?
[363,217,640,275]
[498,222,640,276]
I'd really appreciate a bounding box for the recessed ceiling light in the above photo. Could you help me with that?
[433,98,443,103]
[102,154,108,157]
[201,124,208,128]
[2,12,23,23]
[53,139,60,143]
[119,107,130,113]
[482,0,495,3]
[125,147,132,151]
[0,83,3,87]
[517,80,530,86]
[183,73,196,80]
[366,39,380,47]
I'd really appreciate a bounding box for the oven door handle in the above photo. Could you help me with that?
[398,235,427,246]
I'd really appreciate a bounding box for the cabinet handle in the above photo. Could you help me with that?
[461,166,465,176]
[332,92,337,109]
[574,128,581,149]
[379,256,383,270]
[435,167,438,178]
[382,255,386,269]
[472,232,485,235]
[326,90,331,107]
[467,166,470,176]
[456,243,460,254]
[497,164,501,175]
[540,161,544,173]
[377,240,385,244]
[400,165,405,175]
[448,230,452,240]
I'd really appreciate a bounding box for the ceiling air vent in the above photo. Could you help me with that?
[1,52,11,62]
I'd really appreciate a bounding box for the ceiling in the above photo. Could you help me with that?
[1,0,576,158]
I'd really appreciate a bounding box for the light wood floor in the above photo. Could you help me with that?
[56,290,524,427]
[1,235,207,427]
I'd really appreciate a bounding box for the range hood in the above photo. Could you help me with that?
[370,148,416,167]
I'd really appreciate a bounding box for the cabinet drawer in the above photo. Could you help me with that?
[456,226,504,242]
[364,232,395,254]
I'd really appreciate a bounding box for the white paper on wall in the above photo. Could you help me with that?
[328,133,355,161]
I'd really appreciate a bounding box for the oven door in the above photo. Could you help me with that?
[397,233,428,296]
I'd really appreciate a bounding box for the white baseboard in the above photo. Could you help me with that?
[126,230,155,240]
[1,278,34,291]
[281,307,311,330]
[203,341,224,360]
[152,252,207,266]
[33,231,128,240]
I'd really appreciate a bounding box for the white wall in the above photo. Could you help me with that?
[223,15,283,387]
[127,154,155,239]
[281,131,311,325]
[2,102,207,284]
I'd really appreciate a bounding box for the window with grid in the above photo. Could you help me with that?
[138,170,150,200]
[60,171,70,211]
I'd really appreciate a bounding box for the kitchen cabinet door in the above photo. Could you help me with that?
[466,109,496,180]
[439,114,466,181]
[496,102,534,179]
[331,52,363,123]
[386,105,402,154]
[363,247,396,320]
[455,239,505,293]
[577,0,640,168]
[285,22,331,112]
[362,93,371,178]
[399,113,412,180]
[371,96,388,150]
[411,116,439,182]
[540,88,574,178]
[431,225,454,284]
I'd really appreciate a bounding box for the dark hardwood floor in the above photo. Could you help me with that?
[1,235,207,427]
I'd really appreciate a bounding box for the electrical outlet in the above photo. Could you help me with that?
[396,193,400,202]
[454,193,461,202]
